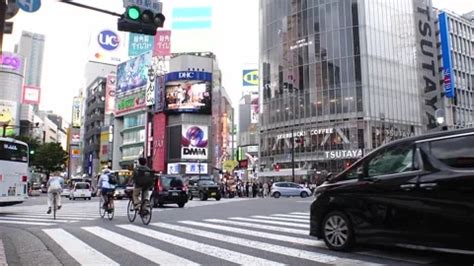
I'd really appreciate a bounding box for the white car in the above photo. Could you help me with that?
[69,182,92,200]
[61,188,71,198]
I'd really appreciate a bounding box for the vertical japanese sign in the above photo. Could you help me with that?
[250,94,259,124]
[128,33,154,57]
[71,97,82,128]
[439,12,455,99]
[154,30,171,56]
[105,74,116,114]
[154,74,165,112]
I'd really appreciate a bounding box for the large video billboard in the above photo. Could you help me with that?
[0,100,18,137]
[116,51,152,95]
[181,125,208,160]
[164,71,212,114]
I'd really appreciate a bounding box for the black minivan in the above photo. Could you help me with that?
[310,128,474,254]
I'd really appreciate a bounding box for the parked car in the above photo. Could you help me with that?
[310,128,474,253]
[270,182,312,198]
[188,176,221,201]
[151,175,187,208]
[69,182,92,200]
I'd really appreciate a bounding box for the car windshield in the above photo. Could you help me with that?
[199,180,215,186]
[75,183,89,189]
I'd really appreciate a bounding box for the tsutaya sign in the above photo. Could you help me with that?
[325,149,363,160]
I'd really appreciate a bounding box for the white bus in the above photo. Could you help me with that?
[0,138,29,206]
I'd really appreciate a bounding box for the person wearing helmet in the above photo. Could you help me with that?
[97,168,116,209]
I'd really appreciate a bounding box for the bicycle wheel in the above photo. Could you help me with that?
[140,199,152,225]
[99,196,106,218]
[107,196,114,220]
[53,195,57,220]
[127,200,136,222]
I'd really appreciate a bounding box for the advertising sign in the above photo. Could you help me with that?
[164,72,212,114]
[167,162,208,175]
[0,52,22,73]
[99,129,110,162]
[172,7,212,30]
[16,0,41,13]
[115,90,146,115]
[128,33,154,57]
[105,74,116,115]
[70,148,81,159]
[22,85,41,105]
[71,97,82,128]
[154,30,171,56]
[243,69,259,86]
[324,149,363,160]
[0,100,18,137]
[116,51,151,95]
[250,94,259,124]
[152,113,167,172]
[89,29,127,65]
[439,12,455,99]
[154,75,165,112]
[146,74,155,107]
[181,125,208,160]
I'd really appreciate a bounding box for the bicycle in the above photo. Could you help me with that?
[51,192,59,220]
[127,191,152,225]
[99,190,115,220]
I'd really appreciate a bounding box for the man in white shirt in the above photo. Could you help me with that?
[97,168,116,209]
[46,172,64,214]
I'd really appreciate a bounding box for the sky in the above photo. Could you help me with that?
[3,0,473,124]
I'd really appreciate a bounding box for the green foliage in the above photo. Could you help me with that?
[13,136,41,166]
[33,142,68,179]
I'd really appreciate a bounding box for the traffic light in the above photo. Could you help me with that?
[118,4,165,36]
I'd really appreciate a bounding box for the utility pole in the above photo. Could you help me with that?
[291,128,295,183]
[0,0,6,55]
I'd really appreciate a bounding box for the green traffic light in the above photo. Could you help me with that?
[30,150,35,155]
[127,6,140,20]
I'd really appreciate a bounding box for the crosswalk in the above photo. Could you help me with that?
[0,198,252,226]
[39,211,436,265]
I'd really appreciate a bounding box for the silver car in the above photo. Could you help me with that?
[271,182,312,198]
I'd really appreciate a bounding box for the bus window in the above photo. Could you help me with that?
[0,141,28,162]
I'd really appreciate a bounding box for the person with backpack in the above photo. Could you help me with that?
[98,168,116,209]
[130,158,154,210]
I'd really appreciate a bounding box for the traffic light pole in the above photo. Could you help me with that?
[59,0,121,17]
[0,0,6,56]
[291,128,295,183]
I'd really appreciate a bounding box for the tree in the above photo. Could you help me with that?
[34,142,68,180]
[13,135,41,166]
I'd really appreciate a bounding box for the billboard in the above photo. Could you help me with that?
[128,33,154,57]
[99,128,110,162]
[181,125,208,160]
[116,51,151,95]
[152,113,167,171]
[22,85,41,105]
[71,97,82,128]
[154,74,165,112]
[105,74,116,114]
[154,30,171,56]
[243,69,259,86]
[164,71,212,114]
[439,12,455,99]
[172,7,212,30]
[115,90,146,115]
[0,100,18,137]
[89,29,128,65]
[250,94,259,124]
[167,162,208,174]
[0,52,24,75]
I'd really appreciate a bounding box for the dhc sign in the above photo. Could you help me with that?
[165,71,212,82]
[439,12,455,98]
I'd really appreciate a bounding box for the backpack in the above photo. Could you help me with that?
[133,167,155,188]
[108,174,118,185]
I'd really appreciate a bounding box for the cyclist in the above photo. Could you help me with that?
[46,171,64,214]
[130,158,154,210]
[98,168,116,210]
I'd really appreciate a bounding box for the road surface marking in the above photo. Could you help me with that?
[9,213,98,219]
[290,212,310,216]
[82,226,198,266]
[43,228,118,265]
[118,224,283,266]
[0,220,54,226]
[180,220,323,247]
[251,215,309,223]
[229,217,309,229]
[205,219,309,235]
[0,240,6,265]
[0,216,76,223]
[154,222,382,265]
[272,214,311,219]
[2,214,96,220]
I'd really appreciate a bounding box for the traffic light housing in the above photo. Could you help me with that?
[118,5,165,35]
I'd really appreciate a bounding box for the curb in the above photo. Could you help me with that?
[0,225,61,265]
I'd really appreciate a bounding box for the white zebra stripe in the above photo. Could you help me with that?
[204,219,309,235]
[251,215,309,223]
[229,217,309,228]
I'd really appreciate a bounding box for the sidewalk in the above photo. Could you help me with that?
[0,225,61,266]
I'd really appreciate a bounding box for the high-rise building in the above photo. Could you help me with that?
[436,9,474,129]
[258,0,438,181]
[15,31,45,111]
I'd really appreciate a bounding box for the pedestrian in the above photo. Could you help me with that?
[252,182,258,198]
[258,182,263,198]
[263,182,269,198]
[245,182,249,197]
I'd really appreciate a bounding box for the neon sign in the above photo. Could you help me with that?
[0,54,21,71]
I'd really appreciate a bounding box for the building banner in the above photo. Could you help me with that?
[152,113,167,172]
[181,125,208,160]
[0,100,18,136]
[105,74,116,114]
[71,97,82,128]
[154,30,171,57]
[128,33,154,57]
[116,51,151,96]
[22,85,41,105]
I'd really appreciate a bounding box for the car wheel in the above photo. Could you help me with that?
[300,191,309,198]
[188,193,194,200]
[273,192,281,198]
[178,202,185,208]
[322,211,354,251]
[215,195,221,201]
[69,197,72,200]
[199,192,207,201]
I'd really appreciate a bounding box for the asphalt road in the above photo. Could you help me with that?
[0,194,472,265]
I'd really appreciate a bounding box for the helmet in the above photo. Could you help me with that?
[102,168,111,174]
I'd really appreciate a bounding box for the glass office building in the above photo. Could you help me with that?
[259,0,424,179]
